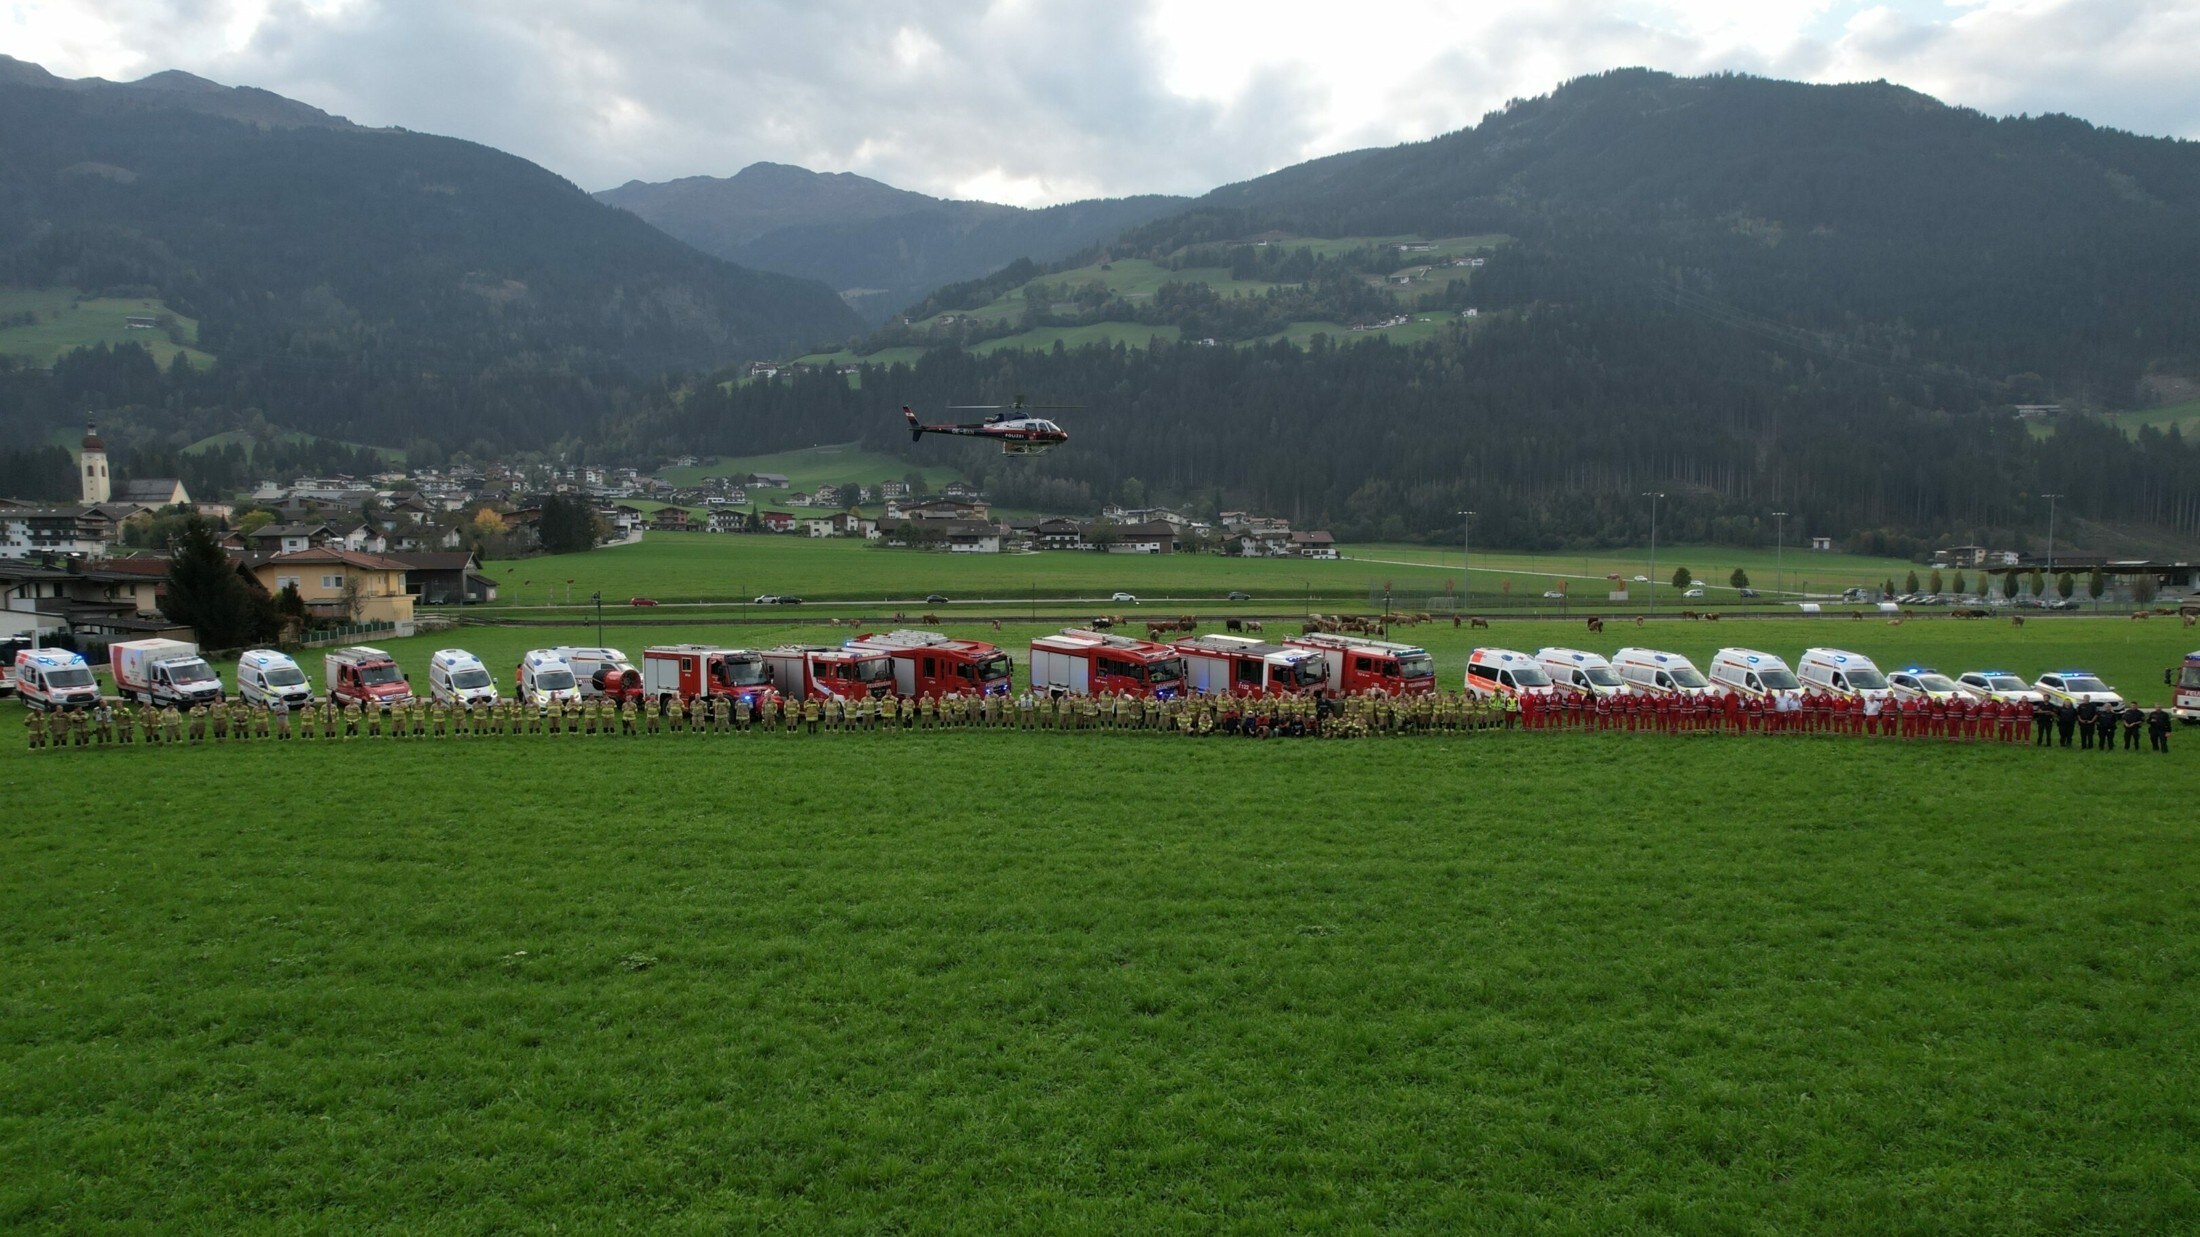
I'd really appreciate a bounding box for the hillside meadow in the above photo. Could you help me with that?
[2,725,2195,1228]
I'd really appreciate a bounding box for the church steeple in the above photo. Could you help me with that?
[80,419,110,505]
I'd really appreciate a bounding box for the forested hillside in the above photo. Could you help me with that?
[0,58,862,454]
[599,163,1185,322]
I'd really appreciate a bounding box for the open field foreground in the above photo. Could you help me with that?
[3,731,2197,1229]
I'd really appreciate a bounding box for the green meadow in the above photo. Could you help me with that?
[0,287,215,369]
[2,721,2195,1228]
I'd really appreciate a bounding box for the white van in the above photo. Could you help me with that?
[1797,647,1892,703]
[516,648,582,708]
[1536,647,1629,698]
[1462,646,1556,701]
[1611,647,1712,696]
[236,649,314,707]
[429,648,501,706]
[1709,647,1803,701]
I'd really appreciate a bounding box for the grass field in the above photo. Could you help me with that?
[0,287,215,369]
[3,719,2196,1227]
[182,429,404,464]
[476,533,1945,611]
[971,322,1183,355]
[2105,398,2200,438]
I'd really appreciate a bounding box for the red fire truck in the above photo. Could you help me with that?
[324,645,414,707]
[760,644,895,701]
[641,644,777,706]
[843,630,1014,698]
[1171,633,1328,696]
[1283,631,1437,695]
[1028,628,1186,698]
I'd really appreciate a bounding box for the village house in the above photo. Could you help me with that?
[706,509,748,533]
[1290,530,1339,559]
[1030,518,1086,551]
[650,506,695,532]
[254,546,414,626]
[758,511,797,533]
[387,550,498,605]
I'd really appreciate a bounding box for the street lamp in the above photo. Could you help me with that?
[1642,492,1663,614]
[1771,511,1787,601]
[592,591,603,647]
[1456,510,1475,613]
[2042,493,2062,579]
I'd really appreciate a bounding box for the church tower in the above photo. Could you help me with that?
[80,420,110,505]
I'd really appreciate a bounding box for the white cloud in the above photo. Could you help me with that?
[6,0,2197,203]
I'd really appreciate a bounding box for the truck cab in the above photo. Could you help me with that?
[14,648,101,712]
[762,645,896,701]
[843,630,1015,699]
[2167,652,2200,721]
[1282,632,1436,696]
[1171,634,1327,696]
[642,644,776,705]
[236,649,315,707]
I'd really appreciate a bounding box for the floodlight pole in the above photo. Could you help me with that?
[1772,511,1787,600]
[593,591,603,647]
[1456,510,1475,612]
[2042,493,2062,579]
[1643,492,1663,614]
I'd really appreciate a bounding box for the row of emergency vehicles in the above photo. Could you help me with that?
[1455,644,2130,710]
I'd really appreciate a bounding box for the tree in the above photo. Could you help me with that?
[1904,569,1921,594]
[2003,571,2021,600]
[537,495,598,555]
[276,581,307,621]
[1928,568,1944,594]
[2030,569,2046,598]
[2088,569,2106,607]
[161,516,275,649]
[2134,572,2160,605]
[235,509,276,537]
[1951,570,1967,595]
[1729,567,1749,589]
[1671,566,1692,590]
[1883,578,1897,599]
[2057,571,2075,600]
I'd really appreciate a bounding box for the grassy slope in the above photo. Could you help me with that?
[181,429,404,464]
[654,444,961,492]
[2105,398,2200,437]
[475,534,1937,609]
[0,287,215,369]
[1,729,2194,1228]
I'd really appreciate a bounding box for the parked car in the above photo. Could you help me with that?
[1111,592,1139,603]
[1633,575,1649,583]
[1737,588,1760,598]
[753,594,803,605]
[1226,591,1250,601]
[629,596,659,607]
[925,594,951,604]
[1682,587,1706,598]
[1542,590,1566,599]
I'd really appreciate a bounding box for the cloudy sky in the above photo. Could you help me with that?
[8,0,2199,204]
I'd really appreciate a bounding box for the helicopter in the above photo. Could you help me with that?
[903,398,1076,456]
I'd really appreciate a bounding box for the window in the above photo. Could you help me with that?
[275,575,300,592]
[1235,660,1264,686]
[1355,656,1374,673]
[1468,665,1497,683]
[321,574,344,590]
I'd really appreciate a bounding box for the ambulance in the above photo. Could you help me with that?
[1797,647,1892,703]
[1611,647,1713,696]
[515,649,583,708]
[1707,647,1803,702]
[427,649,501,706]
[236,649,315,707]
[1462,646,1556,702]
[13,648,101,712]
[550,646,643,701]
[1535,647,1629,698]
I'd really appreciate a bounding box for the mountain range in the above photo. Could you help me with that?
[597,163,1186,322]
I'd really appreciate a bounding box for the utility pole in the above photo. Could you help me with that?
[1456,510,1475,614]
[1772,511,1787,601]
[2043,493,2062,580]
[1643,492,1663,614]
[593,591,603,648]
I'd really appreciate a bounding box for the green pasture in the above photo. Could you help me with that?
[1248,316,1456,348]
[0,287,215,369]
[2104,398,2200,438]
[791,345,929,368]
[3,717,2196,1227]
[972,322,1183,355]
[181,428,404,464]
[476,533,1949,611]
[654,444,962,492]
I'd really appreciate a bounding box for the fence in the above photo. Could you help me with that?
[298,620,401,648]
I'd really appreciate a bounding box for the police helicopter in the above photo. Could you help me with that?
[902,398,1077,456]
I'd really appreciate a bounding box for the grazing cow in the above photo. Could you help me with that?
[1092,617,1113,630]
[991,619,1001,632]
[1147,624,1167,641]
[1178,616,1197,631]
[1887,618,1904,626]
[1585,617,1604,634]
[1680,610,1699,620]
[2131,611,2151,620]
[1703,612,1720,622]
[2012,615,2026,628]
[1468,617,1490,629]
[1852,611,1865,620]
[1245,621,1263,634]
[1633,616,1645,627]
[1226,619,1244,632]
[1903,609,1916,620]
[893,611,908,622]
[1302,621,1322,635]
[922,612,939,625]
[2185,613,2197,628]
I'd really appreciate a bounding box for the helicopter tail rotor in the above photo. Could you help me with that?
[903,405,924,442]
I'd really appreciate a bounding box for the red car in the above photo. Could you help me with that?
[629,596,659,608]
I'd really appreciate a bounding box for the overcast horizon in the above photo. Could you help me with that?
[9,0,2200,206]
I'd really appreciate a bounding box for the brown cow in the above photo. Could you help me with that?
[2130,611,2151,620]
[1468,617,1490,629]
[1244,620,1263,634]
[2011,615,2026,628]
[1703,612,1720,622]
[1585,617,1604,634]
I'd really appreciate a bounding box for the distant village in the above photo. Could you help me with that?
[0,425,1335,649]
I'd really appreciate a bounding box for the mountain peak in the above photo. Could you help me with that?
[0,54,352,129]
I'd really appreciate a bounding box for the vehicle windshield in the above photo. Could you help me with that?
[266,666,306,687]
[1584,665,1625,688]
[1846,668,1889,690]
[534,669,577,692]
[978,654,1013,682]
[452,668,492,690]
[1289,660,1327,688]
[717,659,768,687]
[1397,653,1435,679]
[1760,669,1801,691]
[1916,673,1960,692]
[360,663,402,686]
[2181,667,2200,689]
[1511,666,1553,687]
[1147,658,1185,684]
[47,666,94,688]
[1986,674,2028,691]
[854,659,895,682]
[171,659,217,684]
[2062,675,2110,693]
[1670,667,1709,689]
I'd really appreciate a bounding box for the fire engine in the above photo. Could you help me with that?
[1282,631,1436,695]
[552,646,644,701]
[642,644,777,706]
[843,630,1014,698]
[324,645,413,707]
[1171,634,1327,696]
[2168,651,2200,722]
[761,644,895,701]
[1028,628,1186,698]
